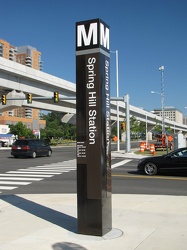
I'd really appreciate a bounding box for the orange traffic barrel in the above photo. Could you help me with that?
[140,142,145,153]
[150,144,155,154]
[113,136,118,142]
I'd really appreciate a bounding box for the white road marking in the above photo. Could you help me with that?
[0,177,43,181]
[0,159,85,192]
[112,159,131,169]
[0,181,31,185]
[0,174,53,177]
[30,167,75,170]
[0,186,17,190]
[8,171,62,174]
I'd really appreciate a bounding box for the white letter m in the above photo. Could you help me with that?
[100,23,109,50]
[77,23,97,47]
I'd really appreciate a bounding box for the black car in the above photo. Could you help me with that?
[11,139,52,158]
[137,147,187,176]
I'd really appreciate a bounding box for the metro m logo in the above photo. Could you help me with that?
[76,19,109,51]
[100,23,109,49]
[77,23,98,47]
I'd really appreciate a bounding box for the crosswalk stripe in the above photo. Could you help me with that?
[41,165,76,168]
[0,186,17,190]
[0,181,31,185]
[0,177,43,181]
[112,159,131,169]
[18,168,65,172]
[0,174,53,177]
[44,160,76,166]
[43,166,76,168]
[29,167,75,170]
[0,159,81,193]
[34,166,76,169]
[7,171,62,175]
[19,169,67,173]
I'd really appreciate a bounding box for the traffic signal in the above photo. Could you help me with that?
[27,93,32,104]
[54,91,59,103]
[1,94,6,105]
[121,122,126,131]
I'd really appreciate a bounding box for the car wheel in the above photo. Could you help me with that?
[47,150,52,157]
[144,162,157,176]
[14,156,18,158]
[32,151,37,158]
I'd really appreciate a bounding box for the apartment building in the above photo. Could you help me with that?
[0,39,17,60]
[16,45,43,70]
[0,39,45,129]
[0,39,43,69]
[183,116,187,125]
[153,106,183,124]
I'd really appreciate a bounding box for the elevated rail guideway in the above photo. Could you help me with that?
[0,57,187,133]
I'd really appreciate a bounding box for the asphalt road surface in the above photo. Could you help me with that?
[0,146,187,196]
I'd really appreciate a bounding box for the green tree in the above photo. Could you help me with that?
[121,116,147,139]
[130,116,140,133]
[9,122,34,138]
[153,123,162,133]
[111,126,117,138]
[40,111,76,140]
[165,126,173,134]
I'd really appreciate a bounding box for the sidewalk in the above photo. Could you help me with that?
[112,149,145,159]
[1,194,187,250]
[1,151,187,250]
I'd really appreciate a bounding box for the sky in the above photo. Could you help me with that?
[1,0,187,115]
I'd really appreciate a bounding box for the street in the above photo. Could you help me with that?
[0,146,187,196]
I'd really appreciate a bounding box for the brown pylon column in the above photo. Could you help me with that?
[76,18,112,236]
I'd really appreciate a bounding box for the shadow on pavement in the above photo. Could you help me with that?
[0,194,77,232]
[52,242,87,250]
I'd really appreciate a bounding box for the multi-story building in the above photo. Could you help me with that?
[153,106,183,124]
[0,39,17,60]
[183,116,187,125]
[16,45,43,70]
[0,39,43,69]
[0,39,45,130]
[0,115,46,130]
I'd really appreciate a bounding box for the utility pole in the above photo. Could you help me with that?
[124,94,130,153]
[159,66,165,134]
[116,50,120,152]
[110,50,120,151]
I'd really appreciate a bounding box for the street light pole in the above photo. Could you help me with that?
[124,94,130,152]
[116,50,120,151]
[145,112,148,147]
[111,50,120,151]
[151,65,165,135]
[151,90,162,128]
[159,66,165,134]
